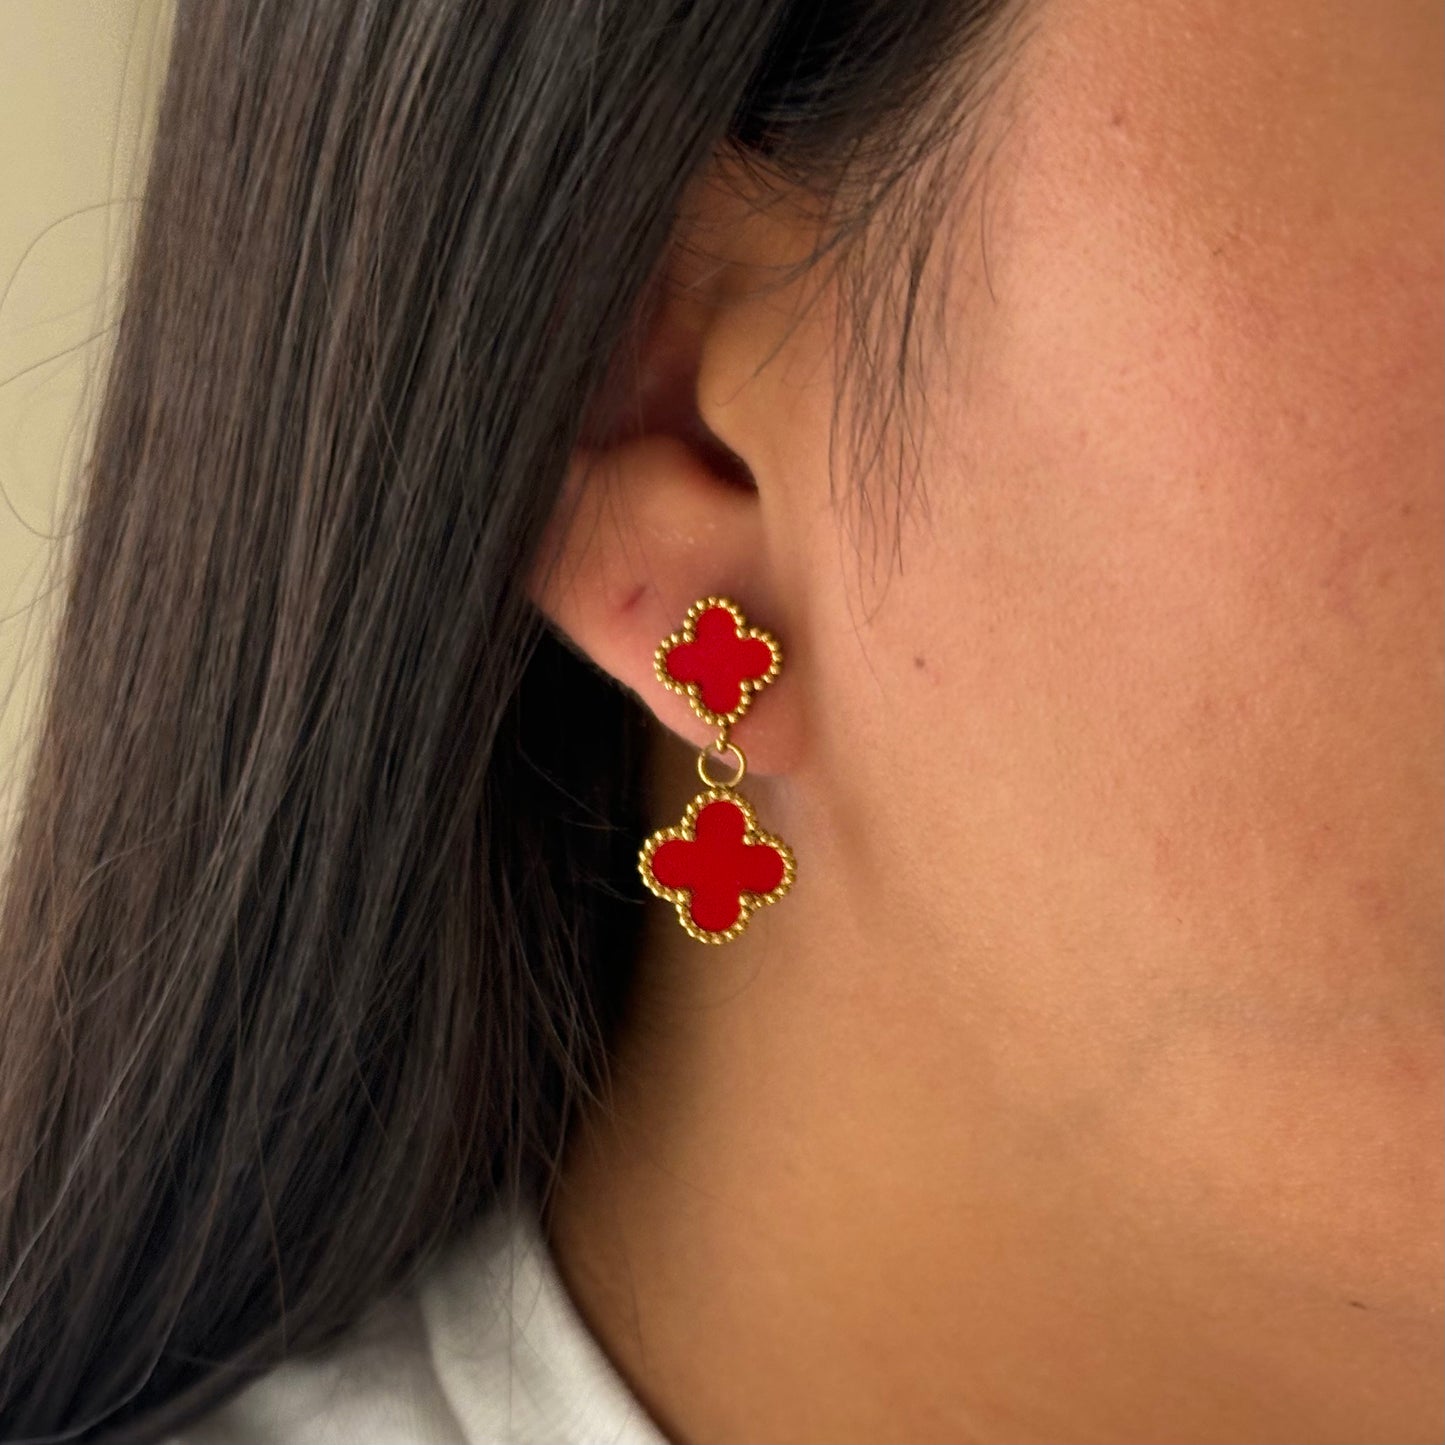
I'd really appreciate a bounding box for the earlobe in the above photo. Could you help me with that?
[529,430,800,767]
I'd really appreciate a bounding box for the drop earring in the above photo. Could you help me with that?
[637,596,796,944]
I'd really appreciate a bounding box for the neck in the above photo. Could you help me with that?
[540,730,1440,1445]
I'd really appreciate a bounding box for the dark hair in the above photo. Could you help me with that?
[0,3,1025,1440]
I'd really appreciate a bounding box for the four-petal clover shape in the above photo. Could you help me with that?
[639,788,796,944]
[655,597,782,732]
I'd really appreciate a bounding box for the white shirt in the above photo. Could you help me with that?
[176,1204,669,1444]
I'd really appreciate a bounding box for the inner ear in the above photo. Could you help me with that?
[581,264,758,496]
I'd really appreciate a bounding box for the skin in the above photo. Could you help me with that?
[533,0,1444,1440]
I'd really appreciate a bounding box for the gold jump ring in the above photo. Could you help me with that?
[696,739,747,790]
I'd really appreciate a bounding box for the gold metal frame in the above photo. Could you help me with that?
[653,595,782,734]
[638,785,797,945]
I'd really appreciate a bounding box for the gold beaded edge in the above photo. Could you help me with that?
[637,785,797,945]
[652,595,783,733]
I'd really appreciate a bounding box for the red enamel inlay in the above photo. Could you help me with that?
[663,605,775,717]
[649,797,787,933]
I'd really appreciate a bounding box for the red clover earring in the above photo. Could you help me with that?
[637,596,796,944]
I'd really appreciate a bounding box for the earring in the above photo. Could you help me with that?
[637,596,796,944]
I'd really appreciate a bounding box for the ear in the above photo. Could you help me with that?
[528,175,814,775]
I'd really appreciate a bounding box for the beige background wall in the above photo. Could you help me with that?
[0,0,171,853]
